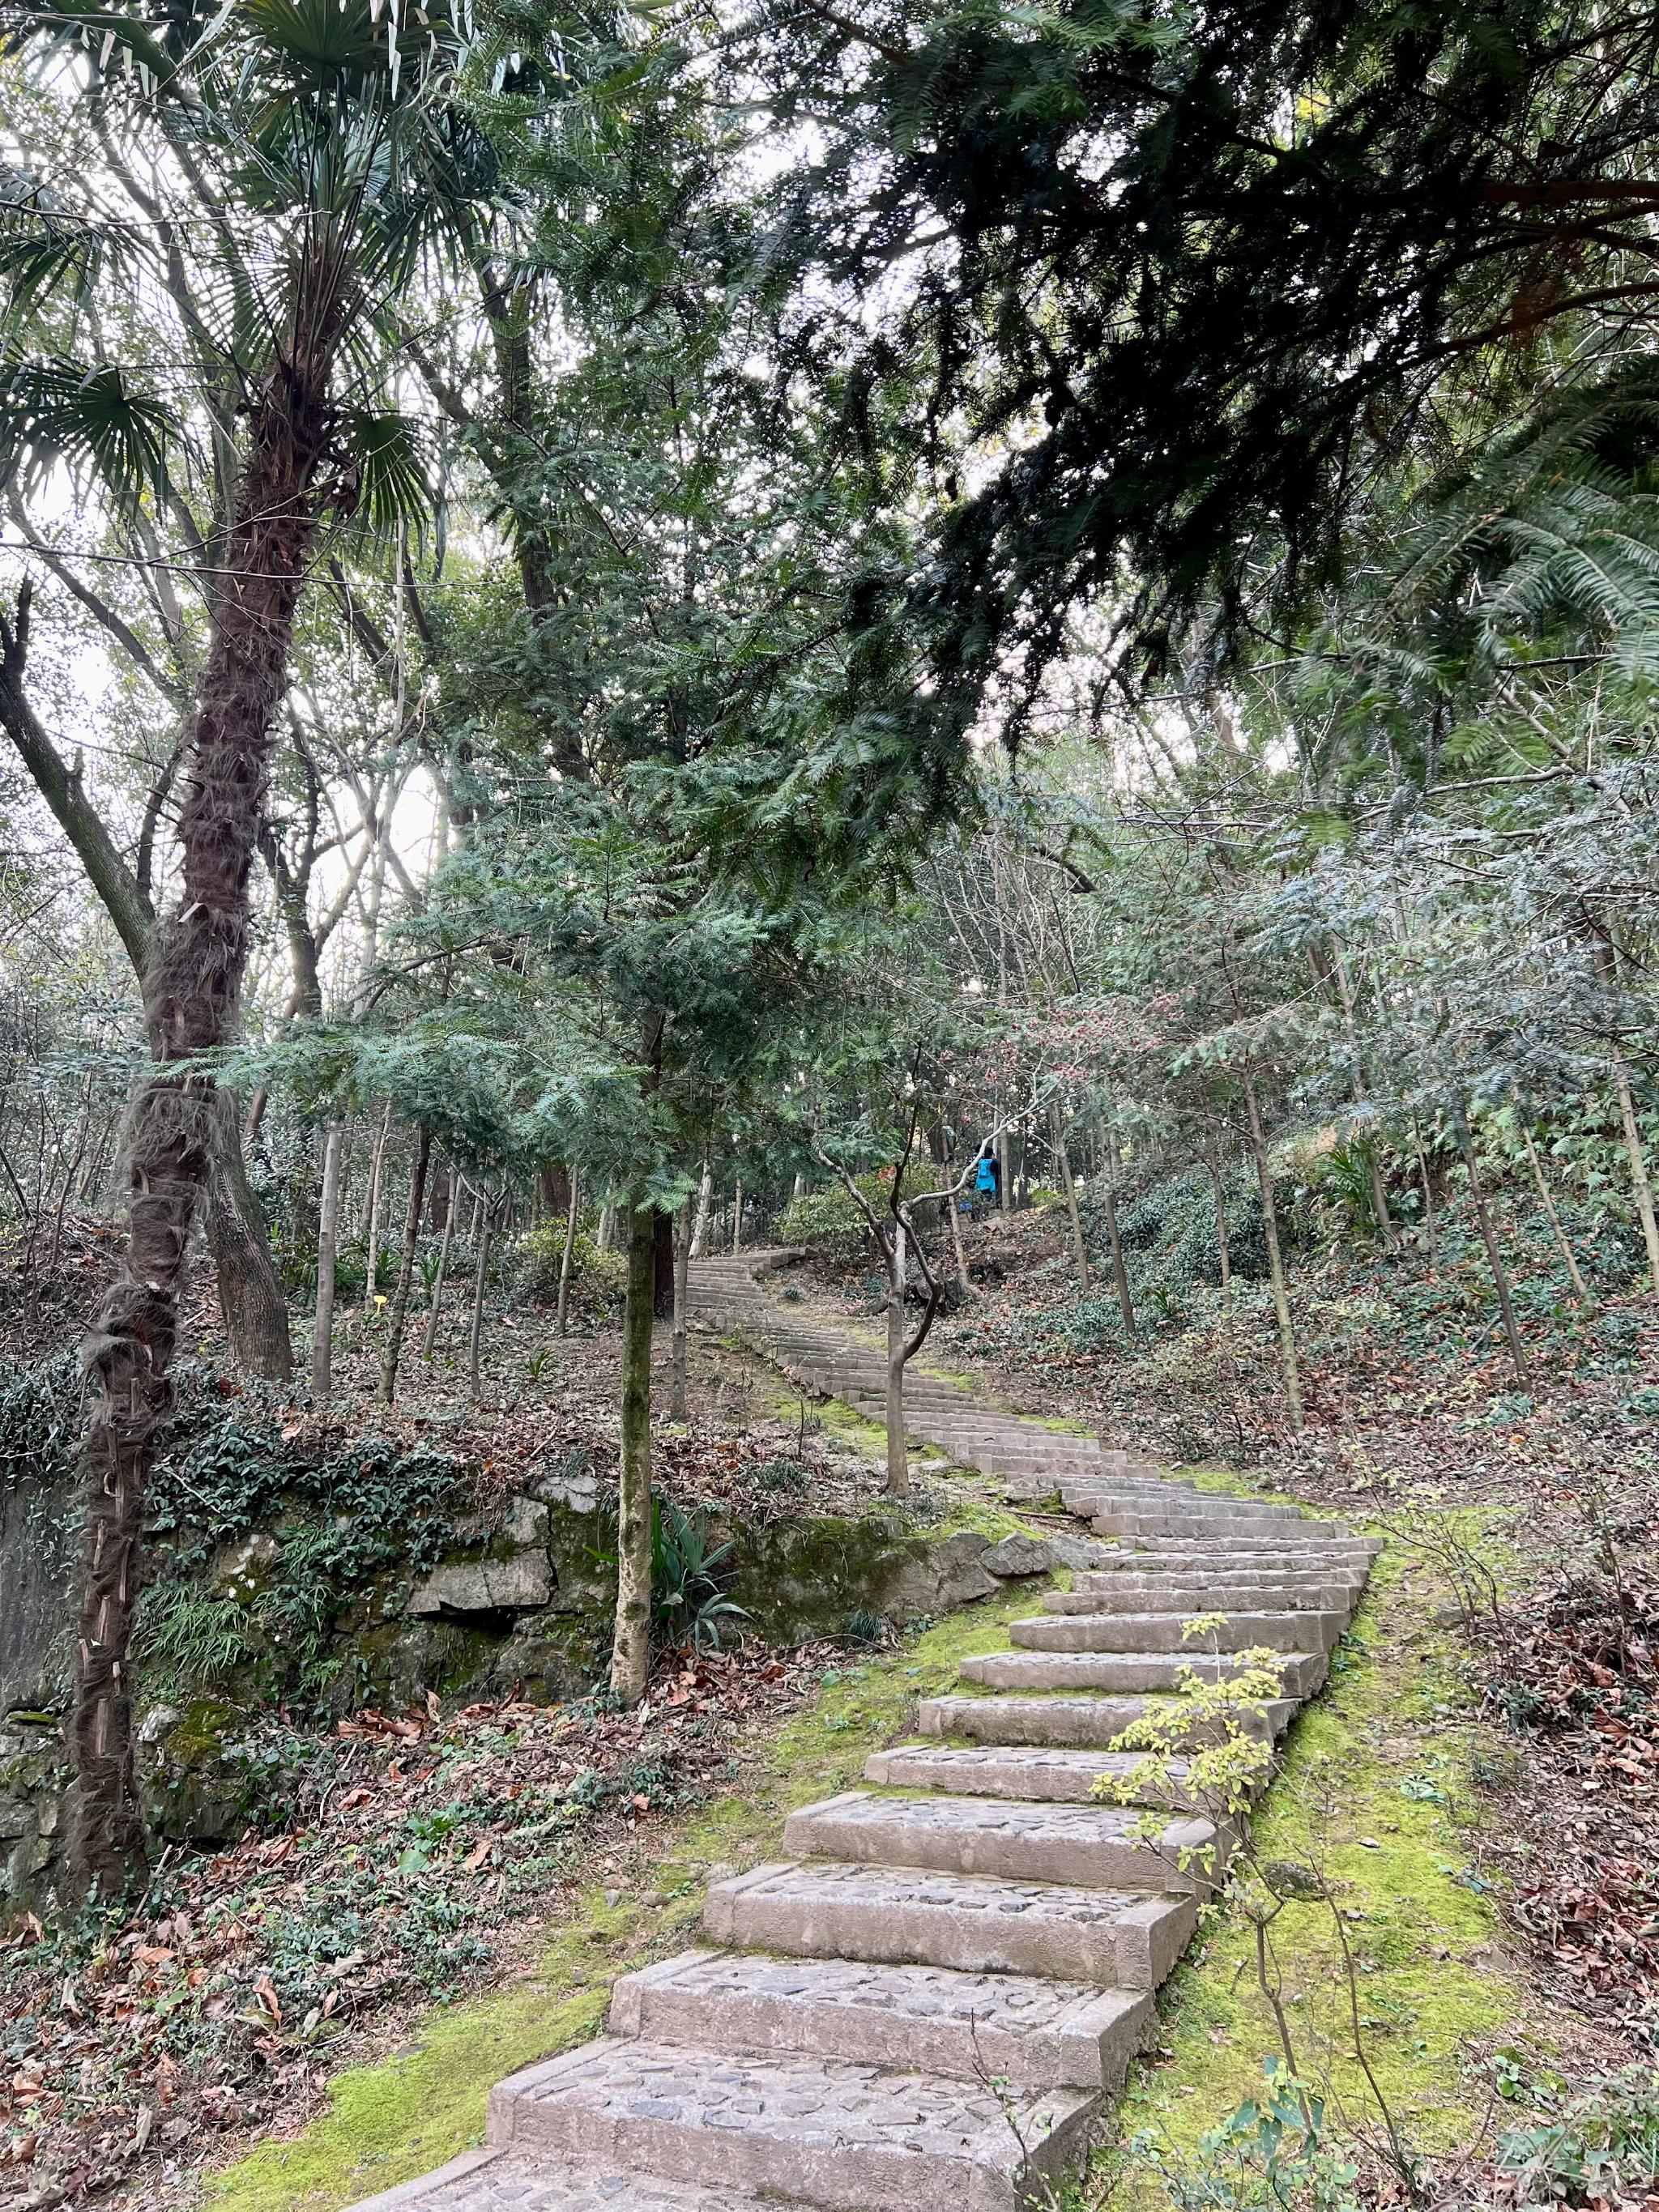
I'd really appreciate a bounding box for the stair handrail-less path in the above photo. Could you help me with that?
[352,1252,1380,2212]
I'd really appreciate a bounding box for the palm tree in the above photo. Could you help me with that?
[0,0,531,1893]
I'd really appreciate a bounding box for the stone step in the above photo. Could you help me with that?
[488,2036,1095,2212]
[704,1860,1196,1988]
[346,2145,783,2212]
[1045,1582,1358,1616]
[865,1741,1195,1807]
[1091,1512,1324,1541]
[783,1789,1216,1890]
[917,1690,1299,1749]
[610,1947,1154,2092]
[1010,1609,1349,1656]
[957,1647,1326,1698]
[1096,1535,1379,1561]
[1072,1566,1367,1592]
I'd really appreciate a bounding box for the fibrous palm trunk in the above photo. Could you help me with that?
[72,284,341,1895]
[610,1203,657,1703]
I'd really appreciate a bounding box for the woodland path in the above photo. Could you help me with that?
[352,1254,1380,2212]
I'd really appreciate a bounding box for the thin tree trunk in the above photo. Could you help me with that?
[377,1127,432,1408]
[311,1118,347,1397]
[731,1178,744,1253]
[1242,1067,1303,1433]
[363,1102,393,1304]
[467,1198,494,1396]
[946,1174,971,1289]
[1206,1140,1234,1320]
[1410,1116,1439,1263]
[1330,944,1398,1251]
[610,1203,657,1703]
[1102,1178,1134,1338]
[885,1217,910,1494]
[1520,1123,1591,1306]
[69,267,340,1893]
[1596,942,1659,1295]
[556,1168,578,1338]
[670,1195,692,1419]
[422,1170,458,1359]
[689,1153,712,1258]
[1051,1107,1090,1294]
[597,1203,614,1252]
[1451,1100,1527,1383]
[1612,1056,1659,1296]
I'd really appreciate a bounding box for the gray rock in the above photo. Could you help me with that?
[408,1557,552,1617]
[1049,1533,1117,1571]
[211,1532,279,1596]
[533,1471,599,1515]
[502,1495,550,1549]
[981,1534,1056,1579]
[876,1531,998,1618]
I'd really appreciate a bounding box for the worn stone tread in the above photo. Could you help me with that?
[783,1788,1213,1887]
[864,1741,1193,1804]
[488,2036,1098,2212]
[610,1947,1154,2089]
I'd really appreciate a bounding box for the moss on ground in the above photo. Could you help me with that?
[211,1478,1553,2212]
[1097,1541,1550,2202]
[207,1586,1038,2212]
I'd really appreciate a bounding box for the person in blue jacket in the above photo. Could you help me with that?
[974,1147,1001,1210]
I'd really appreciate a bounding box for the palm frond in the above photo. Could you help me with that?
[0,356,174,512]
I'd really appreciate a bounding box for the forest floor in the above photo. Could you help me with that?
[5,1211,1655,2212]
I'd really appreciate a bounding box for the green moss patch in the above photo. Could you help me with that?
[1102,1543,1554,2195]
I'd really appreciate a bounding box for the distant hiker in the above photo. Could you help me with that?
[975,1148,1001,1209]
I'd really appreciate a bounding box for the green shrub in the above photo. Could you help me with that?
[512,1222,626,1305]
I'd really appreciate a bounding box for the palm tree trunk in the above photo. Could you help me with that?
[378,1127,432,1407]
[1242,1067,1303,1432]
[610,1203,657,1703]
[311,1118,347,1396]
[71,289,339,1894]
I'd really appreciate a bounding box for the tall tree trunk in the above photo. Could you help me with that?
[363,1102,393,1304]
[1051,1107,1090,1294]
[1520,1123,1591,1306]
[1410,1116,1439,1263]
[946,1174,971,1290]
[1450,1099,1527,1383]
[1241,1067,1303,1433]
[203,1093,293,1378]
[610,1203,657,1704]
[670,1195,692,1420]
[422,1170,458,1359]
[1206,1139,1233,1321]
[689,1154,712,1258]
[731,1177,744,1253]
[70,283,339,1894]
[311,1118,347,1397]
[377,1127,432,1408]
[556,1169,578,1339]
[885,1217,910,1494]
[467,1197,495,1396]
[652,1206,674,1318]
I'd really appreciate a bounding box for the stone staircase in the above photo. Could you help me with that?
[353,1253,1380,2212]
